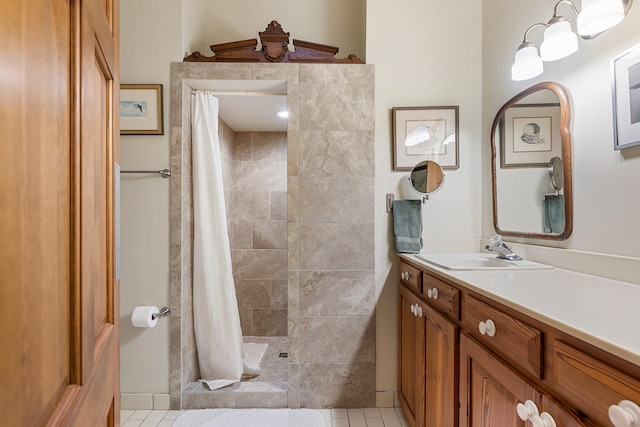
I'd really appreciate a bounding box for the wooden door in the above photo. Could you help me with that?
[399,286,426,427]
[459,334,538,427]
[423,303,458,427]
[0,0,120,425]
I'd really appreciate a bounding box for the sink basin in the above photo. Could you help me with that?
[415,253,553,271]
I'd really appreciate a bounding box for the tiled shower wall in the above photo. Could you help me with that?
[229,132,288,337]
[170,62,375,409]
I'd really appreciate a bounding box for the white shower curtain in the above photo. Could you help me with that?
[191,90,259,391]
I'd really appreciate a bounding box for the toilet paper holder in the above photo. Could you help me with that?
[152,306,170,320]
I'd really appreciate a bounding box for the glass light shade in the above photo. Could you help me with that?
[577,0,625,36]
[540,21,579,61]
[511,46,544,81]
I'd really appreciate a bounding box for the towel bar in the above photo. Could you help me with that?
[121,168,171,178]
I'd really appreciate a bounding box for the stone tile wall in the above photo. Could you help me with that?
[169,62,375,409]
[230,132,288,337]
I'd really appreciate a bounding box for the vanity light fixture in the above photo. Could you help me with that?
[577,0,625,36]
[540,1,580,62]
[510,0,631,81]
[512,23,546,81]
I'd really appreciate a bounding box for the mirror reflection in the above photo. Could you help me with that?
[409,160,445,195]
[490,82,573,240]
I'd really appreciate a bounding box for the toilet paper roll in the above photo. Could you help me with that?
[131,306,159,328]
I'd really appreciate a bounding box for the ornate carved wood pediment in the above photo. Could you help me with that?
[183,20,364,64]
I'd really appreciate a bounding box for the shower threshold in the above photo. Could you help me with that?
[182,336,288,409]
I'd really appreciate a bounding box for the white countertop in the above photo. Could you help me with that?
[400,253,640,367]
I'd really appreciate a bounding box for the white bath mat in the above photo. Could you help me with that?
[173,408,325,427]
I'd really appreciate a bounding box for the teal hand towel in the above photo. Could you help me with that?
[543,195,565,233]
[392,199,423,253]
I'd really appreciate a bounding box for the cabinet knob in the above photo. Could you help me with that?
[516,400,539,421]
[410,304,416,315]
[531,413,557,427]
[427,287,439,300]
[517,400,557,427]
[401,271,410,281]
[609,400,640,427]
[416,304,423,317]
[478,319,496,337]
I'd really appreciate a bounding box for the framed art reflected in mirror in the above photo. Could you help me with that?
[500,103,561,167]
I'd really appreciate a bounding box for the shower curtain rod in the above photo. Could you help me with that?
[193,90,287,97]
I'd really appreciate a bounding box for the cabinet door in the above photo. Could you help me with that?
[399,286,426,427]
[540,395,591,427]
[423,303,459,427]
[460,334,539,427]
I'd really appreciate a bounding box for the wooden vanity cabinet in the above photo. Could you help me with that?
[398,258,640,427]
[398,284,459,427]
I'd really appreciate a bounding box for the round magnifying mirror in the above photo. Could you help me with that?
[409,160,445,195]
[548,156,564,191]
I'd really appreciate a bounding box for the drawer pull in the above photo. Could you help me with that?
[401,271,410,281]
[531,413,557,427]
[409,303,422,317]
[516,400,539,421]
[609,400,640,427]
[516,401,557,427]
[478,319,496,337]
[427,287,439,300]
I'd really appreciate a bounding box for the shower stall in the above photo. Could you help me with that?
[169,61,376,410]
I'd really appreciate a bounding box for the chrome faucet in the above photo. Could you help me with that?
[485,235,522,261]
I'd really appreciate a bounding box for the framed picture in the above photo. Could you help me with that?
[392,106,459,171]
[120,84,163,135]
[500,103,561,167]
[612,43,640,150]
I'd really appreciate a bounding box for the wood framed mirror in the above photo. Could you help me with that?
[490,81,573,240]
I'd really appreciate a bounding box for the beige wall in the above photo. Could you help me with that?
[181,0,366,61]
[119,0,182,397]
[366,0,484,400]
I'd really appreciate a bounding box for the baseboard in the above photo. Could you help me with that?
[121,393,171,410]
[375,391,395,408]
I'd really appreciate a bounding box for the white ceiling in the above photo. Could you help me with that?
[187,79,288,132]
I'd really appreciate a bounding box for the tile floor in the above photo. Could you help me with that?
[121,407,410,427]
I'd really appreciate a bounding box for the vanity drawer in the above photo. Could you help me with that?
[399,261,422,293]
[421,273,460,320]
[552,340,640,427]
[464,295,543,379]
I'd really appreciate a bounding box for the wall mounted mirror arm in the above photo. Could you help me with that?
[490,81,573,240]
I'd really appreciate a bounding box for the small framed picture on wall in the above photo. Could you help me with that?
[392,106,459,171]
[612,43,640,150]
[120,84,164,135]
